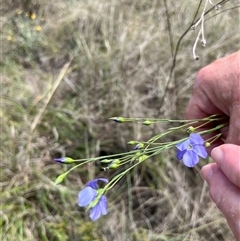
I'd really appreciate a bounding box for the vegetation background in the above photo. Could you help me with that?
[1,0,239,240]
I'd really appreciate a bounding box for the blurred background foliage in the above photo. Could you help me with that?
[1,0,240,240]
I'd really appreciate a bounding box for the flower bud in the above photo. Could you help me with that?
[108,159,121,169]
[54,157,74,164]
[127,140,137,145]
[142,120,152,126]
[110,117,125,123]
[134,143,144,150]
[187,126,195,134]
[54,173,67,185]
[138,155,149,162]
[100,159,112,163]
[205,142,211,147]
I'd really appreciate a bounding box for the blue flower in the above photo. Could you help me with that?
[78,178,108,221]
[176,133,208,167]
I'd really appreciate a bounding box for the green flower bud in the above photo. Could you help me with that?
[187,126,195,134]
[205,142,211,147]
[54,173,68,185]
[128,140,137,145]
[138,155,149,162]
[142,120,152,126]
[100,159,112,163]
[108,159,121,169]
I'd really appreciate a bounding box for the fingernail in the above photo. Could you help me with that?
[211,147,224,166]
[201,165,212,183]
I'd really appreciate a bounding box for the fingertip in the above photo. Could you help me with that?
[211,147,223,166]
[212,144,240,187]
[201,163,215,183]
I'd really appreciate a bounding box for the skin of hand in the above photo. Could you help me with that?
[185,51,240,240]
[202,144,240,240]
[186,51,240,153]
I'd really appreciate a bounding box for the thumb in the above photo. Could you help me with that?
[201,163,240,241]
[211,144,240,188]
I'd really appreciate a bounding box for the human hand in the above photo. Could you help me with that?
[185,51,240,240]
[201,144,240,241]
[185,51,240,153]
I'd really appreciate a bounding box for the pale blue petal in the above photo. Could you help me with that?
[78,187,97,207]
[90,204,101,221]
[89,195,108,221]
[99,195,107,215]
[183,151,199,167]
[54,158,64,163]
[176,149,186,160]
[189,133,204,145]
[87,178,109,189]
[176,139,191,151]
[193,145,208,158]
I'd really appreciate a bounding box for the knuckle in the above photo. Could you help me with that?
[195,67,212,85]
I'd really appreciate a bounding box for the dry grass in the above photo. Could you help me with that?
[1,0,240,240]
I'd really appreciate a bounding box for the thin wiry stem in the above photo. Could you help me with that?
[158,0,233,115]
[157,0,203,116]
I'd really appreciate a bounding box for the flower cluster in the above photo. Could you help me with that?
[78,178,108,221]
[54,114,225,221]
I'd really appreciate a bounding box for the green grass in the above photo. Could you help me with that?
[1,0,239,240]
